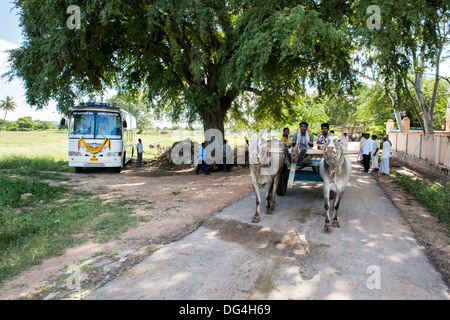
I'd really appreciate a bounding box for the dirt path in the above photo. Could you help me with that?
[0,162,253,300]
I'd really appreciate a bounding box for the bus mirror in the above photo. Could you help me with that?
[123,120,128,128]
[60,118,66,126]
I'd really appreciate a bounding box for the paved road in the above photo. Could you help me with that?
[88,156,449,300]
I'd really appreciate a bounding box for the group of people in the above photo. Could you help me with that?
[358,133,392,175]
[281,122,349,151]
[195,140,233,175]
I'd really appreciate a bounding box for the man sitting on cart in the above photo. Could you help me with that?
[317,123,334,150]
[291,122,314,149]
[288,122,314,164]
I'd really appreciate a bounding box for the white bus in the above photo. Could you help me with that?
[63,102,137,173]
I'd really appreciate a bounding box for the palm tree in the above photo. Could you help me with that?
[0,96,17,131]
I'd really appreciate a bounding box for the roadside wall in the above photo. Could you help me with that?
[387,118,450,182]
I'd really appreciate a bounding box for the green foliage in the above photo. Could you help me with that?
[107,93,153,133]
[349,0,449,133]
[0,117,55,131]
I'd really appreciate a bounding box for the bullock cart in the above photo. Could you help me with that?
[276,148,358,196]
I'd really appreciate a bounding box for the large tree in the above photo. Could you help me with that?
[350,0,449,134]
[6,0,355,137]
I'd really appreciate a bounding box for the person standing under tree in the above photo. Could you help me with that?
[136,139,144,167]
[222,139,232,172]
[195,142,209,175]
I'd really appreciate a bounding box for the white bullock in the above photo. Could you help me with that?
[319,136,351,232]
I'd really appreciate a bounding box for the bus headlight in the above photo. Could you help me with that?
[107,152,120,157]
[69,151,82,156]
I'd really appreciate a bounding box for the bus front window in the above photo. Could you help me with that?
[95,112,122,139]
[70,112,95,139]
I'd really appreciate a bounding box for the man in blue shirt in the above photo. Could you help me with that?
[195,142,209,175]
[291,122,314,149]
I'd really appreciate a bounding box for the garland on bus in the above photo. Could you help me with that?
[78,138,111,154]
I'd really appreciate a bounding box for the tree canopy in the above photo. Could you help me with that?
[7,0,356,136]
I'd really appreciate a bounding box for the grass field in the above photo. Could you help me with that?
[0,131,69,160]
[0,129,249,160]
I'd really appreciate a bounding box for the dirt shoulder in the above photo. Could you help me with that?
[368,165,450,287]
[0,160,253,300]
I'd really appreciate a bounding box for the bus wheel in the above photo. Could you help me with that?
[75,167,83,173]
[114,166,122,173]
[122,151,127,167]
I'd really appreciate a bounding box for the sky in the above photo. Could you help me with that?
[0,2,449,123]
[0,1,63,122]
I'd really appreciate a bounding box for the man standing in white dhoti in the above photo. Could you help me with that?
[371,134,380,171]
[357,132,366,162]
[379,136,391,175]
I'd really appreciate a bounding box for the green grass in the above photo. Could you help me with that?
[393,170,450,234]
[0,156,146,284]
[0,131,69,160]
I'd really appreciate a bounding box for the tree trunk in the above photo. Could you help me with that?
[413,71,434,134]
[201,109,225,141]
[393,72,405,133]
[199,96,233,141]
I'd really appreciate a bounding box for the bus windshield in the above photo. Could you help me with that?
[70,111,122,140]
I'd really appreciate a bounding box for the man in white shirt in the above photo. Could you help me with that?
[341,132,349,151]
[361,133,373,173]
[371,135,380,171]
[136,139,144,167]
